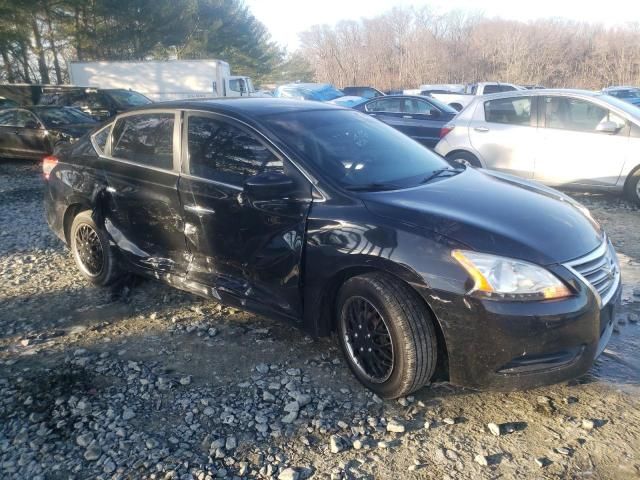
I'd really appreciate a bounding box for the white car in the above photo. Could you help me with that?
[435,89,640,205]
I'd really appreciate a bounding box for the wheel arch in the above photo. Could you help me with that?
[445,149,484,168]
[309,262,450,381]
[623,163,640,190]
[62,201,92,245]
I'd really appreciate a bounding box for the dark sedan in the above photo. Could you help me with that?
[354,95,458,148]
[44,99,619,398]
[0,106,97,160]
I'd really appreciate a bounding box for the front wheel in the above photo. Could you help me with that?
[70,210,120,286]
[624,169,640,206]
[336,273,438,399]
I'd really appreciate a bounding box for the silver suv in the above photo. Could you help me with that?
[435,89,640,204]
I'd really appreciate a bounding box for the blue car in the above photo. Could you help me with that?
[355,95,458,148]
[273,83,365,108]
[602,86,640,107]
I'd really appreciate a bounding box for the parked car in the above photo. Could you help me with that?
[0,106,97,160]
[38,87,152,121]
[354,95,458,148]
[342,86,385,99]
[44,98,619,398]
[602,86,640,107]
[431,82,525,111]
[435,89,640,204]
[273,83,364,107]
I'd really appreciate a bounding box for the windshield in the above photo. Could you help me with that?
[262,109,449,189]
[608,89,640,99]
[598,94,640,118]
[107,89,152,108]
[34,107,96,127]
[423,96,459,114]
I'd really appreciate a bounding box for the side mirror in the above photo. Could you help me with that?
[244,171,297,200]
[596,120,621,134]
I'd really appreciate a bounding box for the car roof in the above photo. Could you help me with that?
[131,97,346,117]
[276,83,333,91]
[479,88,600,100]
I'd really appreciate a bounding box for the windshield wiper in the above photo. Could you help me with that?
[421,167,464,184]
[343,182,402,192]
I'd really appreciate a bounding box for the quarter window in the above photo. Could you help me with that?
[365,98,402,113]
[484,97,532,126]
[544,97,626,133]
[111,113,174,169]
[187,115,281,185]
[93,125,111,154]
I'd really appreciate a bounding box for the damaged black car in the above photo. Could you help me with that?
[44,99,621,399]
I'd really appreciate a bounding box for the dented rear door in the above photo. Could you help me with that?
[98,110,189,275]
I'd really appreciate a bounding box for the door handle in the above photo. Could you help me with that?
[368,113,376,117]
[402,115,413,119]
[184,204,215,215]
[474,127,489,132]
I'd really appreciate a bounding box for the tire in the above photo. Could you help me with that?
[446,151,481,168]
[70,210,120,286]
[624,169,640,206]
[336,272,438,399]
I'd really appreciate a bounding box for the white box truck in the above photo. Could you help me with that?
[68,59,264,101]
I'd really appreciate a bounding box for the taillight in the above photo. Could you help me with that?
[439,124,454,139]
[42,155,59,180]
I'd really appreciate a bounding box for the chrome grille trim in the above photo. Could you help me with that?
[563,238,620,308]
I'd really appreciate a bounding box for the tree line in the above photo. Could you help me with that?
[0,0,285,85]
[298,7,640,90]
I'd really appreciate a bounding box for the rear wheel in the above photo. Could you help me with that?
[624,169,640,206]
[70,210,120,286]
[336,273,438,399]
[446,151,481,168]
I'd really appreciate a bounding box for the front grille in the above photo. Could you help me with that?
[564,239,620,307]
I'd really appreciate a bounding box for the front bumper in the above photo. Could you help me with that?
[423,279,621,391]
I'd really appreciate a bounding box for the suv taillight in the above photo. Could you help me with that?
[439,124,454,139]
[42,155,59,180]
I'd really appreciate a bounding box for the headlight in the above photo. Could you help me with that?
[452,250,571,301]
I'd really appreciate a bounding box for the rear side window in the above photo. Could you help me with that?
[187,115,280,185]
[484,97,532,126]
[111,113,174,169]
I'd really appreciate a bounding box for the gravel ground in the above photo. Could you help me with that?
[1,159,639,480]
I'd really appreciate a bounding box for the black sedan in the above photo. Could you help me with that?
[0,106,97,160]
[44,99,619,398]
[354,95,458,148]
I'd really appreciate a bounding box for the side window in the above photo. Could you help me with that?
[403,99,438,115]
[86,93,109,110]
[484,97,532,125]
[544,97,618,132]
[0,110,16,126]
[92,125,111,155]
[187,115,281,185]
[111,113,174,169]
[365,98,401,113]
[14,110,39,128]
[499,85,517,92]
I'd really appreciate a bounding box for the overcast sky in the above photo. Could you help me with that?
[246,0,640,51]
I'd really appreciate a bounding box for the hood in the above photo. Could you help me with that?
[328,96,366,107]
[50,123,96,139]
[361,168,603,265]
